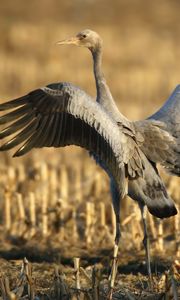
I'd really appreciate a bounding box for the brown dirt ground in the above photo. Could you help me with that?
[0,237,179,299]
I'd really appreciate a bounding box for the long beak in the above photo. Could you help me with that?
[56,36,80,46]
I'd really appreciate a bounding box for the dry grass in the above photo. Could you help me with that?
[0,0,179,298]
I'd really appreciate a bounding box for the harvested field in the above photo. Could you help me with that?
[0,0,179,298]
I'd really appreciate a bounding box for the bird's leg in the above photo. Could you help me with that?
[107,178,124,299]
[139,204,152,287]
[108,213,121,299]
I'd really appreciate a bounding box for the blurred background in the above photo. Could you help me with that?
[0,0,179,257]
[0,0,180,115]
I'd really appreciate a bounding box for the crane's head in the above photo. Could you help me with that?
[57,29,103,52]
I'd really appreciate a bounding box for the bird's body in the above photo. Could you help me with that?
[0,29,179,296]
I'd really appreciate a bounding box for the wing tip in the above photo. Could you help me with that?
[0,143,10,151]
[0,95,28,111]
[13,144,32,157]
[13,151,20,158]
[175,84,180,91]
[13,148,25,157]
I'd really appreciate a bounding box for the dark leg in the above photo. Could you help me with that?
[139,204,152,285]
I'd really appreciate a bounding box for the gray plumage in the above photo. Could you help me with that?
[0,29,179,283]
[0,28,178,220]
[0,83,127,198]
[149,85,180,176]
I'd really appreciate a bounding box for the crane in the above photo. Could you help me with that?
[0,29,179,297]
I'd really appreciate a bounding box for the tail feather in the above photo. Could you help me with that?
[128,156,178,219]
[147,201,177,218]
[143,169,177,218]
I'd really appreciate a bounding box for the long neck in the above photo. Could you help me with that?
[91,46,122,121]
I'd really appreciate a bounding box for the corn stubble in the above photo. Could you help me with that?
[0,158,179,299]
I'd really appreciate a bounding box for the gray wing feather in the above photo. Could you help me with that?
[0,82,126,196]
[148,85,180,176]
[133,85,180,176]
[149,85,180,135]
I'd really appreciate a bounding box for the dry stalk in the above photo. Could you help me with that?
[13,283,24,299]
[92,266,100,300]
[42,193,48,237]
[156,220,164,252]
[4,190,11,232]
[74,257,81,290]
[174,205,180,258]
[74,165,82,203]
[0,276,7,299]
[49,168,58,193]
[173,260,180,281]
[164,267,179,300]
[60,165,69,200]
[90,202,95,234]
[86,202,91,245]
[49,168,59,205]
[72,208,78,241]
[7,167,16,191]
[16,193,25,221]
[56,199,65,239]
[121,212,135,226]
[52,265,69,299]
[86,202,95,245]
[157,274,166,290]
[22,257,35,300]
[16,192,26,236]
[99,202,106,227]
[40,162,49,182]
[0,277,16,299]
[168,177,180,201]
[29,192,36,237]
[79,267,91,285]
[12,260,28,297]
[170,276,178,300]
[94,172,102,199]
[98,202,112,244]
[82,162,95,195]
[17,164,26,182]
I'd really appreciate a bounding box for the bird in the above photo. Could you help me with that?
[0,29,179,296]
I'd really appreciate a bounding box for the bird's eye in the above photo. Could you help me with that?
[81,34,87,39]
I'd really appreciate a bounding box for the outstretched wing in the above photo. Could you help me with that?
[148,85,180,176]
[0,82,126,195]
[133,85,180,176]
[150,85,180,137]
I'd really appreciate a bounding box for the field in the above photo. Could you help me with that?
[0,0,179,298]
